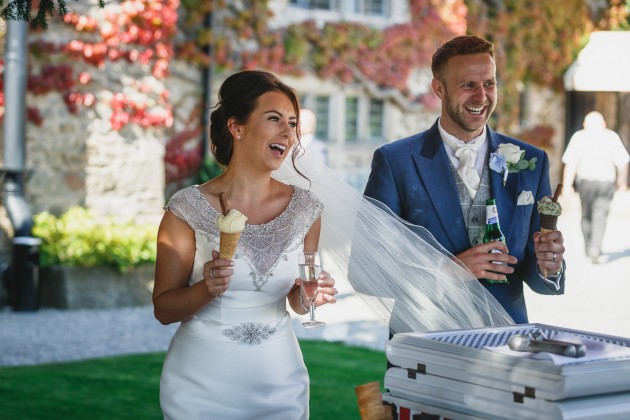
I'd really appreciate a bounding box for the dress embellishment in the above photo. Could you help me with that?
[223,323,277,345]
[251,272,272,291]
[164,185,323,291]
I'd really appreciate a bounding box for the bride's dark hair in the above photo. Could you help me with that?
[209,70,307,180]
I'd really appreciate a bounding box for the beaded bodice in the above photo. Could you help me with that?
[165,185,323,286]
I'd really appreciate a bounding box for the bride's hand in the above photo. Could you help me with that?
[315,271,337,307]
[203,250,233,298]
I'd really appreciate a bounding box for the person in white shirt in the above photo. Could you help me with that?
[562,111,629,263]
[299,108,328,168]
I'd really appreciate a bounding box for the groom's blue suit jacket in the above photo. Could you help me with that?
[364,120,565,324]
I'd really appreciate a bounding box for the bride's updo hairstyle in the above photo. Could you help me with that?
[210,70,306,178]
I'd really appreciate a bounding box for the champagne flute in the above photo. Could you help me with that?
[298,251,325,328]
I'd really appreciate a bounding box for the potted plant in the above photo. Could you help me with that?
[32,206,157,309]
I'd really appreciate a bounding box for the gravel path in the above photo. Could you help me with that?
[0,306,178,367]
[0,294,389,367]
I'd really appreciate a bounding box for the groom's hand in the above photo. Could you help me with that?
[456,242,518,282]
[534,230,565,275]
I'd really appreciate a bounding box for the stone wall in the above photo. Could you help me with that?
[0,15,203,224]
[21,92,169,224]
[0,7,203,290]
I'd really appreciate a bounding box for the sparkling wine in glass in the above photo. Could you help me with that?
[298,252,325,328]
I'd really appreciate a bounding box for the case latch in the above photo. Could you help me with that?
[513,387,536,403]
[406,363,427,379]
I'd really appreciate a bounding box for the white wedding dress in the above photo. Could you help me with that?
[159,185,323,420]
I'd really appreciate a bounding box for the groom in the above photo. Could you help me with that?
[364,35,566,324]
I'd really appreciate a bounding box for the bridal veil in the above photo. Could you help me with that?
[274,154,514,334]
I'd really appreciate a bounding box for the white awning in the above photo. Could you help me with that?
[564,31,630,92]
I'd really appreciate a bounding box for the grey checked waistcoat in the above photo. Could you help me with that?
[448,154,491,247]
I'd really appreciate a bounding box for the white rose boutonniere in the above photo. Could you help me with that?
[489,143,537,186]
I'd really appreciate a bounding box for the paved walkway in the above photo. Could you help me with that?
[1,191,628,367]
[525,190,630,338]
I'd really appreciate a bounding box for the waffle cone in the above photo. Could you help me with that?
[219,231,241,260]
[539,214,558,231]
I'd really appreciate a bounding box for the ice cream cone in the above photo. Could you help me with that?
[219,231,241,260]
[215,198,247,261]
[539,214,558,232]
[537,186,563,279]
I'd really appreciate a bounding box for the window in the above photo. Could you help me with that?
[345,97,359,143]
[356,0,387,15]
[290,0,335,10]
[368,99,384,140]
[314,96,330,141]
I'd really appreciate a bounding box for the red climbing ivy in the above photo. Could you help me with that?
[0,0,620,184]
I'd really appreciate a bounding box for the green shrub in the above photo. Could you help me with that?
[32,206,157,273]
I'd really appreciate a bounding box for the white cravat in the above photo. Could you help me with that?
[439,125,486,198]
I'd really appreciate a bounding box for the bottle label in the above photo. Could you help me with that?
[486,204,499,224]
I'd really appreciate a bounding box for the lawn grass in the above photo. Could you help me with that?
[0,340,386,419]
[303,340,387,418]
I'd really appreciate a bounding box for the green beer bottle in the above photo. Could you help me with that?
[483,198,508,284]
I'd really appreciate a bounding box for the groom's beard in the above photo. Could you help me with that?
[443,86,495,137]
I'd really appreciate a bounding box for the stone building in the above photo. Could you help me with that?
[269,0,567,189]
[1,1,573,303]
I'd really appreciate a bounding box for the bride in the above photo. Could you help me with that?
[153,70,337,419]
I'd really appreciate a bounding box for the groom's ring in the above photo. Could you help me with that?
[552,253,557,262]
[209,268,215,279]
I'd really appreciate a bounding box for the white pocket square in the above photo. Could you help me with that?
[517,190,534,205]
